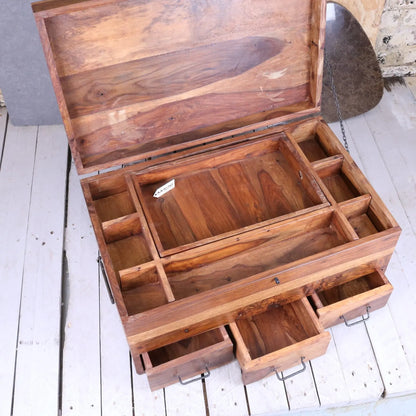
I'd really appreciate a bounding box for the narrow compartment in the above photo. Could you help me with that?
[147,328,225,366]
[318,160,360,203]
[298,134,329,162]
[164,210,348,300]
[134,135,326,255]
[339,196,388,238]
[121,267,168,315]
[315,272,385,306]
[106,229,152,270]
[89,176,136,222]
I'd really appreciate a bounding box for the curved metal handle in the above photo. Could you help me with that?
[275,357,306,381]
[178,367,210,385]
[340,305,371,327]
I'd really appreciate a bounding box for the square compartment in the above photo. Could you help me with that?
[121,266,169,315]
[298,134,329,162]
[229,298,330,384]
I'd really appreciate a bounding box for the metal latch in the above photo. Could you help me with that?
[97,255,115,304]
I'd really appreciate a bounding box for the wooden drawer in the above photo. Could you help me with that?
[229,297,330,385]
[142,326,233,391]
[308,269,393,328]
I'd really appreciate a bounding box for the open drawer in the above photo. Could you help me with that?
[229,297,330,385]
[142,326,233,391]
[308,268,393,328]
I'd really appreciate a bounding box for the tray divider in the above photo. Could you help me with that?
[125,175,175,302]
[332,210,359,242]
[311,154,344,176]
[338,194,372,217]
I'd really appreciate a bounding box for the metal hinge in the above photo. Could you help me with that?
[97,255,115,304]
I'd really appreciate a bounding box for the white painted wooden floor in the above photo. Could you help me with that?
[1,81,416,416]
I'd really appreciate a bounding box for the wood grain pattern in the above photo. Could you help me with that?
[235,301,320,359]
[314,270,393,328]
[143,327,233,391]
[135,136,325,254]
[33,0,323,173]
[230,298,331,384]
[125,228,399,353]
[166,224,347,300]
[61,36,285,118]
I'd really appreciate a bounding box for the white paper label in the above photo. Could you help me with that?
[153,179,175,198]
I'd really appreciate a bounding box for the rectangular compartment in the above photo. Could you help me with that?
[229,297,330,385]
[142,327,234,391]
[133,135,327,256]
[90,176,136,222]
[164,210,348,300]
[309,269,393,328]
[298,133,329,162]
[343,201,388,239]
[121,266,169,316]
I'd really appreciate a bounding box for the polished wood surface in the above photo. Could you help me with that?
[230,298,331,384]
[77,117,400,356]
[142,327,234,391]
[33,0,325,174]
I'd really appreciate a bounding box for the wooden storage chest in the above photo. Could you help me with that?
[32,0,400,389]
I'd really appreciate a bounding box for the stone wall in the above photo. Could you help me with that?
[375,0,416,76]
[336,0,416,77]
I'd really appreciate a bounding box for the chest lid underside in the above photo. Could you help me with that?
[33,0,326,174]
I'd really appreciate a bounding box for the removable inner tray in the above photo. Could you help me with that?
[133,134,327,256]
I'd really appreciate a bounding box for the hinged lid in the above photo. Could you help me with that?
[33,0,326,174]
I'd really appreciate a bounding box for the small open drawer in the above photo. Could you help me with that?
[229,297,330,385]
[308,269,393,328]
[142,327,233,391]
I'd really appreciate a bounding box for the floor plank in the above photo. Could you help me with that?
[12,125,68,416]
[131,369,166,415]
[311,331,351,408]
[165,379,206,416]
[99,276,134,416]
[342,112,416,396]
[245,373,289,415]
[61,163,101,415]
[331,322,384,404]
[284,363,320,411]
[204,361,249,416]
[0,122,38,416]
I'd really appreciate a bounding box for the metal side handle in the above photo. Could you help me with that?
[275,356,306,381]
[340,305,371,327]
[178,367,210,385]
[97,255,115,304]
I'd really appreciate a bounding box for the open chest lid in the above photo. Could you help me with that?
[33,0,326,174]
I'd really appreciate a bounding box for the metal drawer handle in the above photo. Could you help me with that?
[178,367,210,385]
[275,356,306,381]
[340,305,371,327]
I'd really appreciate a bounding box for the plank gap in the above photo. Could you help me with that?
[0,111,9,171]
[58,250,70,415]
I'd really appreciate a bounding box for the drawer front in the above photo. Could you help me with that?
[230,297,331,385]
[312,269,393,328]
[142,327,233,391]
